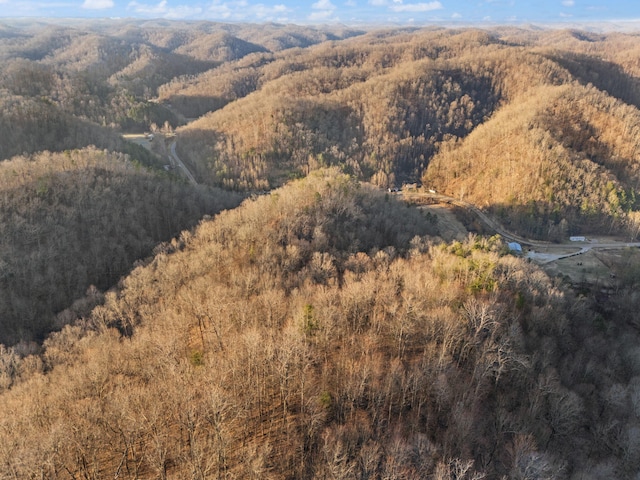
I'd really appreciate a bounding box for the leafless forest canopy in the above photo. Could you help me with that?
[3,19,640,479]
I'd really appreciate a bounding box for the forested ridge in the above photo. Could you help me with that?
[3,170,640,479]
[0,20,361,157]
[4,19,640,479]
[0,148,241,345]
[167,26,640,239]
[0,20,363,344]
[6,21,640,234]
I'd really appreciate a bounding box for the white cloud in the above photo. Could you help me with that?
[345,0,356,6]
[368,0,442,13]
[559,11,572,17]
[128,0,168,15]
[208,0,291,21]
[250,3,288,18]
[127,0,202,18]
[389,1,442,13]
[309,0,336,21]
[562,0,575,6]
[308,10,336,21]
[451,12,461,19]
[312,0,335,9]
[82,0,114,8]
[208,0,235,18]
[165,4,203,17]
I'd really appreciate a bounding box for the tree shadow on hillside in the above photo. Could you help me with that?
[547,52,640,110]
[168,94,232,119]
[486,201,623,242]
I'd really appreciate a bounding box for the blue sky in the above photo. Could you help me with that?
[0,0,638,25]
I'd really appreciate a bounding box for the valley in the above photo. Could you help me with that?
[3,19,640,479]
[409,189,640,291]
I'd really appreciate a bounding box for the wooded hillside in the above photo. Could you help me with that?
[0,20,365,344]
[161,26,640,239]
[424,81,640,239]
[3,20,640,479]
[2,169,640,479]
[6,21,640,241]
[0,148,241,345]
[0,20,361,156]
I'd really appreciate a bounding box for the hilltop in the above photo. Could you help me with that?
[2,170,640,478]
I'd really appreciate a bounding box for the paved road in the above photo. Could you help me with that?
[401,191,640,263]
[170,141,198,186]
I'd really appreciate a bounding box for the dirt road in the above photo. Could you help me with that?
[170,141,198,186]
[401,191,640,264]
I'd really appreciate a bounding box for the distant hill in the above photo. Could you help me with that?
[158,26,640,240]
[174,30,512,189]
[173,31,268,62]
[0,20,365,144]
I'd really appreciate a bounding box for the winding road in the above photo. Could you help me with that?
[401,191,640,264]
[403,192,533,245]
[122,130,640,265]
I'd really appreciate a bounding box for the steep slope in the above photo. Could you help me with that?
[232,22,364,51]
[0,91,166,162]
[0,147,242,344]
[2,170,640,478]
[4,24,74,61]
[108,45,218,98]
[175,29,575,190]
[5,23,640,479]
[174,31,268,62]
[423,82,640,239]
[157,51,275,118]
[546,50,640,110]
[166,28,640,208]
[0,20,365,151]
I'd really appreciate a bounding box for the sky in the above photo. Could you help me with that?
[0,0,639,26]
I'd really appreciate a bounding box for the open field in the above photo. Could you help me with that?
[418,204,469,242]
[542,249,617,287]
[122,133,153,151]
[420,200,640,289]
